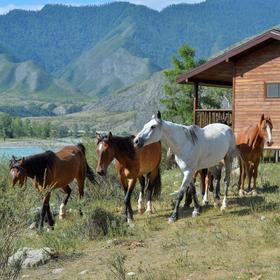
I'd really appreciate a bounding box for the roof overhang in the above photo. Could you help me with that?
[177,29,280,87]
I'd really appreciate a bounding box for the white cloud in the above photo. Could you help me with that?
[0,4,43,15]
[127,0,204,11]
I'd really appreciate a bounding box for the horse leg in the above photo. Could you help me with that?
[190,182,200,217]
[120,175,128,215]
[39,192,52,230]
[77,177,85,216]
[183,186,192,209]
[209,165,222,208]
[59,185,72,220]
[252,161,260,196]
[169,170,194,223]
[125,179,136,225]
[221,155,232,211]
[202,170,209,206]
[239,160,247,197]
[208,172,214,193]
[145,168,161,214]
[138,175,146,214]
[247,164,253,193]
[45,193,55,230]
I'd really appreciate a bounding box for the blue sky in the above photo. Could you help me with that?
[0,1,204,14]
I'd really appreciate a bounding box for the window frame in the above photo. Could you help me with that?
[265,82,280,99]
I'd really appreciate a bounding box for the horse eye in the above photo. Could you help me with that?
[151,125,156,130]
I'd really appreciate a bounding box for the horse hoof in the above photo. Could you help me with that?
[192,209,200,217]
[138,208,145,214]
[239,190,245,197]
[59,214,65,220]
[47,226,54,232]
[252,190,258,196]
[127,218,135,228]
[145,209,154,215]
[202,200,209,206]
[213,199,220,208]
[220,205,226,212]
[168,216,177,224]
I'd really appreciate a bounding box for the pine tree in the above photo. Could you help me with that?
[161,44,231,125]
[161,44,197,124]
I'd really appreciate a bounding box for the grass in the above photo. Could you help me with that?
[1,149,280,279]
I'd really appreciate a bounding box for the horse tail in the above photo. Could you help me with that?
[76,143,98,185]
[227,129,239,159]
[86,162,99,185]
[76,143,86,155]
[151,168,161,199]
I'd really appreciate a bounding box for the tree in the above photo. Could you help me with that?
[161,44,197,124]
[161,44,231,124]
[0,113,13,138]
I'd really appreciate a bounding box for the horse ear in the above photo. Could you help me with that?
[96,132,102,141]
[21,157,25,164]
[108,131,113,140]
[260,113,265,122]
[157,111,162,120]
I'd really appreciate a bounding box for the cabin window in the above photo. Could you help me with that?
[266,83,280,98]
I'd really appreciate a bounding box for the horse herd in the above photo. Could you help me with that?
[8,112,273,229]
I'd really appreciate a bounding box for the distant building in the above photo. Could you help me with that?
[177,28,280,148]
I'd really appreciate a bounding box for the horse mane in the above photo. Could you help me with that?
[183,125,198,145]
[22,151,56,184]
[107,135,136,160]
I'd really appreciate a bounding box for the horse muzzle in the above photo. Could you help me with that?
[267,141,273,147]
[134,137,144,148]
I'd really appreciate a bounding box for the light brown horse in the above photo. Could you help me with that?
[9,143,97,229]
[96,132,161,224]
[236,114,273,196]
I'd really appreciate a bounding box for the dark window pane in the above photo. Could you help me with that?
[267,83,279,97]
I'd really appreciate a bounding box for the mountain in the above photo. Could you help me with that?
[1,0,280,75]
[1,0,280,114]
[62,18,159,97]
[31,71,166,133]
[0,54,81,102]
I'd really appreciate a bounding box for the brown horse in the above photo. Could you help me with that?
[9,143,97,229]
[96,132,161,224]
[236,114,273,196]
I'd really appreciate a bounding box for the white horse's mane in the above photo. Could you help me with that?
[166,121,199,145]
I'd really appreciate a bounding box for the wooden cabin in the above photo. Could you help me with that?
[177,28,280,149]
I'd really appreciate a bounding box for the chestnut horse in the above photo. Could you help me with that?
[236,114,273,196]
[9,144,97,229]
[96,132,161,224]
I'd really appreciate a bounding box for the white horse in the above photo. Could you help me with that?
[134,111,237,223]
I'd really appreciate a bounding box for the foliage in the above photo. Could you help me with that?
[0,112,76,139]
[161,44,231,124]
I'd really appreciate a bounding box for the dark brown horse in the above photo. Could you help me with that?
[9,143,97,229]
[236,114,273,196]
[96,132,161,224]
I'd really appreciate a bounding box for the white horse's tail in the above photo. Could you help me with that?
[227,129,239,159]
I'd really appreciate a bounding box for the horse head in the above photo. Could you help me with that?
[9,156,27,187]
[259,114,273,147]
[95,132,115,176]
[134,111,162,148]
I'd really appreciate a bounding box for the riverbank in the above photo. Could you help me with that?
[0,137,81,148]
[0,137,83,158]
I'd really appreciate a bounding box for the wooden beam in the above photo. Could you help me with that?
[193,82,198,125]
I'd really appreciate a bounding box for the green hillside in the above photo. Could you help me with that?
[62,18,159,97]
[0,54,82,102]
[0,0,280,76]
[1,0,280,114]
